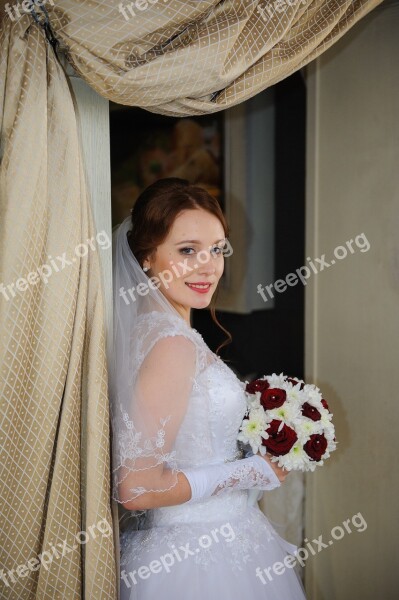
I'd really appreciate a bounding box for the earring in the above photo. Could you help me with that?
[143,266,149,272]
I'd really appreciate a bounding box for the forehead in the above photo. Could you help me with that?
[168,208,225,239]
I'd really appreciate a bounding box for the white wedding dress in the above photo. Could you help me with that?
[118,311,307,600]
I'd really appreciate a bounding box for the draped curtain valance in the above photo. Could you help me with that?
[46,0,383,115]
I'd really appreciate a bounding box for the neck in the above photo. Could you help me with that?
[173,304,192,327]
[157,288,192,327]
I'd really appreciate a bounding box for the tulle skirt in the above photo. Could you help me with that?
[119,490,307,600]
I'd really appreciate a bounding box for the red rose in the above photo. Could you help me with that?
[287,377,305,390]
[260,388,287,410]
[301,402,321,422]
[304,434,328,461]
[246,379,270,394]
[262,419,297,456]
[321,398,329,411]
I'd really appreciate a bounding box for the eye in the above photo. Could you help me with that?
[179,247,196,255]
[210,242,227,256]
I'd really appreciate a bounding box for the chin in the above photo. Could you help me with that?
[172,292,214,311]
[190,297,212,309]
[167,284,218,312]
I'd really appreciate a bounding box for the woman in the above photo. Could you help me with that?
[109,178,306,599]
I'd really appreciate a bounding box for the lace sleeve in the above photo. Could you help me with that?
[112,330,197,505]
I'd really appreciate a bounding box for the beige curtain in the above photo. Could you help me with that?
[0,14,117,600]
[0,1,383,599]
[48,0,383,115]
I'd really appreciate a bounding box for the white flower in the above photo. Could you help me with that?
[324,429,336,444]
[246,391,261,409]
[286,384,306,406]
[303,386,323,407]
[277,444,309,471]
[295,418,323,443]
[327,439,337,453]
[265,372,287,389]
[237,408,268,454]
[268,401,301,424]
[304,460,318,472]
[320,411,333,426]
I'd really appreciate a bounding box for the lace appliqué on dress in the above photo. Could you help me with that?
[120,508,277,575]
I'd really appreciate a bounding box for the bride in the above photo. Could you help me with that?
[109,177,307,600]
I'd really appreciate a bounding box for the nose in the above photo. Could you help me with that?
[196,251,216,274]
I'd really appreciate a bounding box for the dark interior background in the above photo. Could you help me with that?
[192,72,306,381]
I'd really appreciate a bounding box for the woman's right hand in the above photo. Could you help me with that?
[257,452,289,483]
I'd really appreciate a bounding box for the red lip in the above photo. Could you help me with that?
[185,282,213,294]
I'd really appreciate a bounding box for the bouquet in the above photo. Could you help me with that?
[238,373,336,472]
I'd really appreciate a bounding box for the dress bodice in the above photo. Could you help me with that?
[134,312,252,528]
[132,311,248,468]
[173,345,247,469]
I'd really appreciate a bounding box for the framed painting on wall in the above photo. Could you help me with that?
[110,105,225,226]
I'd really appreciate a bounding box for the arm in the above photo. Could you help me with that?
[180,452,284,505]
[121,470,192,511]
[118,334,196,510]
[122,454,287,511]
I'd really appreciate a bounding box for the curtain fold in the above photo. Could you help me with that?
[0,15,117,599]
[46,0,383,116]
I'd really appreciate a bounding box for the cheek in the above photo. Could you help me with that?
[215,259,224,280]
[173,256,199,281]
[157,253,176,277]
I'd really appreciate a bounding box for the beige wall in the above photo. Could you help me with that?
[304,2,399,598]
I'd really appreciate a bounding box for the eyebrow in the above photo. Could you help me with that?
[175,238,226,245]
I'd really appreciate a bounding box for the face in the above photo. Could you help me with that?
[143,208,226,323]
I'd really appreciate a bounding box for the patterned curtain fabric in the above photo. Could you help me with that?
[0,1,383,599]
[0,15,117,600]
[47,0,383,115]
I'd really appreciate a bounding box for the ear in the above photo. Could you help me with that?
[143,249,156,272]
[142,252,154,272]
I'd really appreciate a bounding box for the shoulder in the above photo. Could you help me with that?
[132,311,207,377]
[134,311,198,345]
[139,335,197,382]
